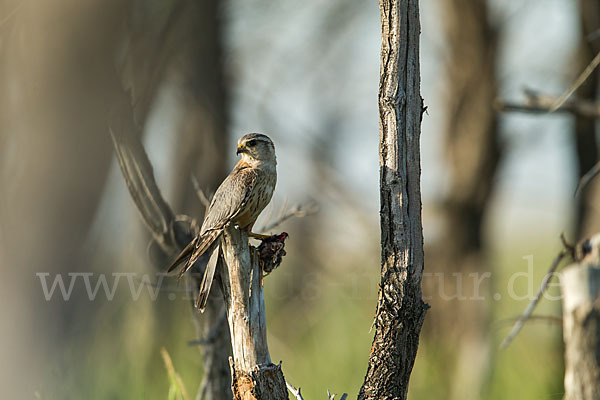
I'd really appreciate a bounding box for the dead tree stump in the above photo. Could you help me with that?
[219,226,288,400]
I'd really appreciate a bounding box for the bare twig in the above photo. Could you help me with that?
[0,2,21,29]
[258,202,319,233]
[500,249,568,349]
[191,174,212,211]
[286,381,305,400]
[561,233,577,259]
[576,160,600,198]
[550,50,600,112]
[109,120,182,252]
[328,390,348,400]
[494,90,600,119]
[495,314,562,328]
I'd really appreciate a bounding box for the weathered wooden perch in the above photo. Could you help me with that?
[218,226,288,400]
[561,235,600,400]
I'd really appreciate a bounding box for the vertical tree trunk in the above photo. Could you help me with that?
[0,1,130,396]
[561,262,600,400]
[422,1,499,398]
[358,0,428,398]
[575,0,600,240]
[167,3,232,399]
[119,2,232,397]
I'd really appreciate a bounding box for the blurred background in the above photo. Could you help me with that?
[0,0,597,398]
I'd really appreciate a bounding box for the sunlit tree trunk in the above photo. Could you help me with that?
[358,0,427,398]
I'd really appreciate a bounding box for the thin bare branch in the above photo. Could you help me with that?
[495,314,563,328]
[258,202,319,233]
[494,92,600,119]
[191,174,212,211]
[576,160,600,198]
[500,249,568,349]
[286,382,305,400]
[328,390,348,400]
[561,233,577,259]
[550,50,600,112]
[0,2,21,29]
[109,121,179,251]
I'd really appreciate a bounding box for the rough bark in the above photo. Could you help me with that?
[422,1,499,398]
[561,263,600,400]
[219,226,288,400]
[358,0,427,398]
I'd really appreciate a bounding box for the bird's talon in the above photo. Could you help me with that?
[248,232,272,240]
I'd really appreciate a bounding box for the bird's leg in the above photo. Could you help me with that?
[248,232,271,240]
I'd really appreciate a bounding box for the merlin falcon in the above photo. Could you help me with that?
[167,133,277,311]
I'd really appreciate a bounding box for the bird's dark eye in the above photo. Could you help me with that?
[247,139,257,147]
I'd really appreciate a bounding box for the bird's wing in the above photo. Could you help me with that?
[177,230,219,279]
[200,165,258,234]
[167,165,258,277]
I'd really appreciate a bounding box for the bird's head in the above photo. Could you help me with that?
[236,133,276,166]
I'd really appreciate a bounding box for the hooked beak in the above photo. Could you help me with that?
[236,143,246,155]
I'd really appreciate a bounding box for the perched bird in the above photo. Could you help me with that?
[167,133,277,311]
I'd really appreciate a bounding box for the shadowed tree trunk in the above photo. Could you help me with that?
[575,0,600,240]
[358,0,428,398]
[118,1,232,398]
[169,2,232,399]
[422,1,499,399]
[0,0,132,396]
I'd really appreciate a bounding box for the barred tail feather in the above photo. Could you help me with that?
[195,245,220,312]
[177,229,221,280]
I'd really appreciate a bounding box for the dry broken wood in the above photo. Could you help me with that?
[561,245,600,400]
[219,226,288,399]
[285,382,304,400]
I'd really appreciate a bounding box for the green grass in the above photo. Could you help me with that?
[41,238,567,399]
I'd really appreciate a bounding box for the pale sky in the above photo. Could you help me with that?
[93,0,585,255]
